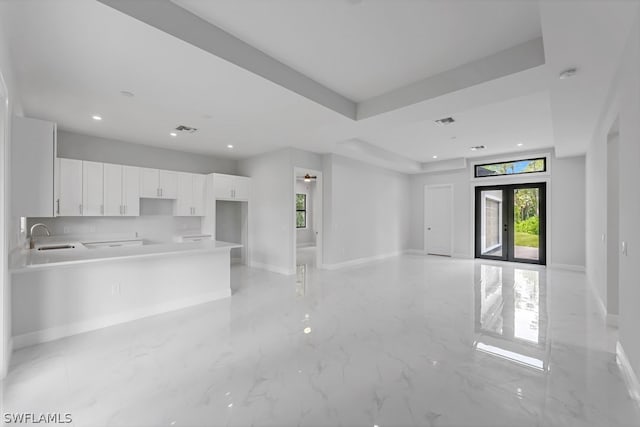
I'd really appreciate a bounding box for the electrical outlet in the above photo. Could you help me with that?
[64,226,70,234]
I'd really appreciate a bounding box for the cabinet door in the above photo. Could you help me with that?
[233,176,250,201]
[103,163,123,216]
[175,173,193,216]
[213,174,234,200]
[12,116,56,217]
[192,174,205,215]
[159,170,178,199]
[139,168,159,198]
[122,166,140,216]
[57,158,83,216]
[82,161,104,216]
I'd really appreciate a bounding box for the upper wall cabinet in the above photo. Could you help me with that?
[12,116,56,217]
[140,168,178,199]
[212,173,250,201]
[104,164,140,216]
[56,158,83,216]
[175,173,205,216]
[56,159,105,217]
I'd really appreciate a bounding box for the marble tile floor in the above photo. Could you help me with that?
[2,255,640,427]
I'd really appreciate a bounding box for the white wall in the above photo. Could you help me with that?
[0,11,22,378]
[409,152,586,267]
[586,8,640,378]
[295,180,316,247]
[238,149,294,274]
[58,130,238,175]
[323,154,411,266]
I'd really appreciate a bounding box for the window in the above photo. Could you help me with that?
[296,194,306,228]
[475,158,546,178]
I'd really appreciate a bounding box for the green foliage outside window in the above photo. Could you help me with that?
[296,194,306,228]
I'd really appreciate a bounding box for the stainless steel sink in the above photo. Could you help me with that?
[37,244,76,251]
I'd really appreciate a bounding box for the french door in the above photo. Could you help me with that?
[475,183,546,265]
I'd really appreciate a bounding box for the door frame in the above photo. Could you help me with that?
[424,184,454,256]
[292,167,323,270]
[474,183,547,265]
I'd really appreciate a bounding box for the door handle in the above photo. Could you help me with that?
[56,199,60,215]
[427,227,432,231]
[79,204,83,215]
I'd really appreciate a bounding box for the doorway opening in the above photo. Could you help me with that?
[293,168,322,270]
[475,183,546,265]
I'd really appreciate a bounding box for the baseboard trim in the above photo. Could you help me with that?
[616,341,640,404]
[12,290,231,350]
[249,261,295,276]
[323,252,402,270]
[549,263,586,272]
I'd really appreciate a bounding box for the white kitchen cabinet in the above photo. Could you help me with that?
[192,174,205,215]
[212,173,250,201]
[176,172,205,216]
[103,163,123,216]
[122,166,140,216]
[56,158,83,216]
[159,170,178,199]
[104,164,140,216]
[139,168,177,199]
[12,116,56,217]
[82,161,104,216]
[139,168,159,198]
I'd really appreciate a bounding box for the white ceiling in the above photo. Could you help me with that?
[175,0,542,102]
[363,91,553,163]
[1,0,638,171]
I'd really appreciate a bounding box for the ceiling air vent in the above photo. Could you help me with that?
[470,145,486,151]
[175,125,198,134]
[434,117,455,126]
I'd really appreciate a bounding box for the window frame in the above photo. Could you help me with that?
[474,157,547,179]
[296,193,307,229]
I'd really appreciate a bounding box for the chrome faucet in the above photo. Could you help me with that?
[29,223,51,249]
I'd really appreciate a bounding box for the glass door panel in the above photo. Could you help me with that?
[475,183,546,265]
[513,188,540,262]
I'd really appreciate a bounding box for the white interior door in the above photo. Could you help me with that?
[424,185,453,256]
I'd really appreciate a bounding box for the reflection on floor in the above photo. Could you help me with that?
[484,245,540,260]
[2,256,639,426]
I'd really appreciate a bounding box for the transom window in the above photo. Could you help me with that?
[296,194,306,228]
[475,157,546,178]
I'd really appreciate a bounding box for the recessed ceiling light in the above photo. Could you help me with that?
[169,132,177,137]
[120,90,134,97]
[559,67,578,79]
[432,155,438,159]
[517,143,524,147]
[92,115,102,121]
[227,144,234,149]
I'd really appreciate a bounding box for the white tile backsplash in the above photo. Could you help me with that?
[26,215,201,244]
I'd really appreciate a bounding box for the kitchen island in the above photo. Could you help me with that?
[10,239,242,349]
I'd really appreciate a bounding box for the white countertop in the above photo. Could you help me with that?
[10,239,243,273]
